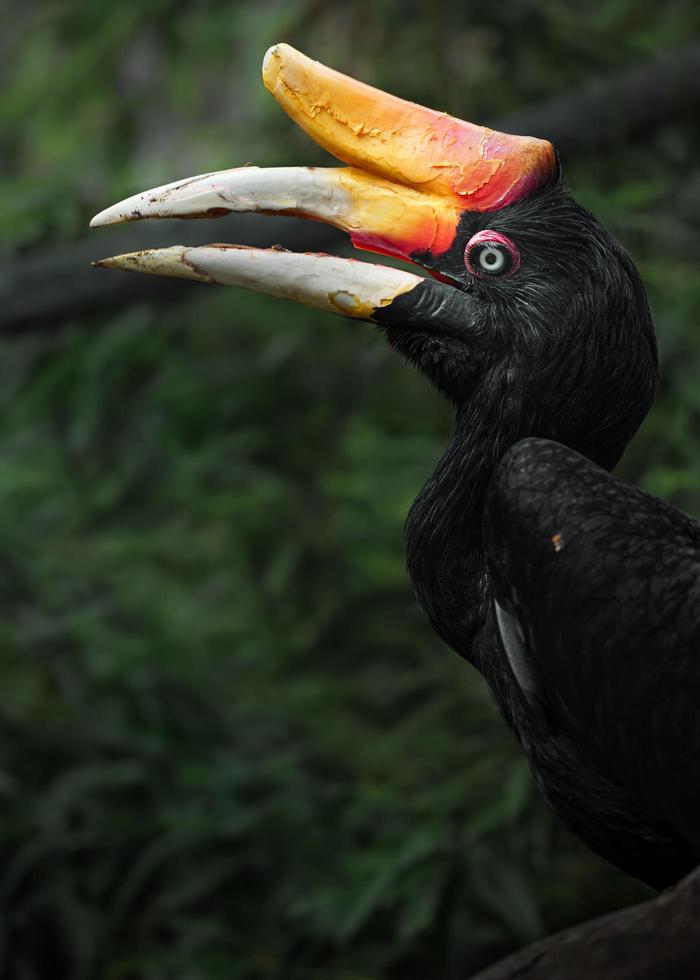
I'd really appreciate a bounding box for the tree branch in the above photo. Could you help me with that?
[470,866,700,980]
[493,38,700,155]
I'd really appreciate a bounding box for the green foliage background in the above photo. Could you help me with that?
[1,2,699,977]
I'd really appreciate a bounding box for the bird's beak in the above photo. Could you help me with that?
[91,43,555,321]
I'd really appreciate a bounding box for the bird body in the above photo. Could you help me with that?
[92,43,699,890]
[400,382,700,890]
[405,424,700,890]
[482,438,700,888]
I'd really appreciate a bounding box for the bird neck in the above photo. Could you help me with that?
[405,386,520,662]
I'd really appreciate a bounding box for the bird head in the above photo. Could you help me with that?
[92,44,657,470]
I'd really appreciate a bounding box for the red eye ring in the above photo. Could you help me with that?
[465,230,520,278]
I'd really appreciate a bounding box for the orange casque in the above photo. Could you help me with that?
[262,44,557,260]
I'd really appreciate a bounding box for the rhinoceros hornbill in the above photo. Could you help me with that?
[91,44,700,891]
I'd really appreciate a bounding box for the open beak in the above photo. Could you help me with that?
[91,43,555,322]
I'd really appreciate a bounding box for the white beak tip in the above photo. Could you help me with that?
[91,246,212,282]
[262,43,284,77]
[90,206,140,228]
[89,210,110,228]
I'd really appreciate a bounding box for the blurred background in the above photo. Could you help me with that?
[1,2,699,978]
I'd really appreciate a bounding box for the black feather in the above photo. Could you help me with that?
[376,177,697,888]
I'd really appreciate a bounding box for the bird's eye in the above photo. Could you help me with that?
[465,230,520,278]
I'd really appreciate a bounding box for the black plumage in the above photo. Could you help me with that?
[377,174,699,889]
[484,439,700,889]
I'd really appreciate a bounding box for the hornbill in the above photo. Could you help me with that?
[91,45,699,891]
